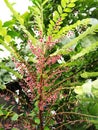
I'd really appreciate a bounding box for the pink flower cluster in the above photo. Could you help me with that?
[28,40,43,57]
[46,36,58,47]
[28,40,45,73]
[38,100,46,111]
[38,91,59,111]
[36,55,45,73]
[19,80,34,103]
[46,55,61,65]
[46,92,58,103]
[25,73,36,92]
[13,58,36,92]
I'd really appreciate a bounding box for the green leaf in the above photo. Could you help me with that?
[5,112,12,119]
[53,11,59,22]
[3,20,15,27]
[0,20,2,27]
[64,8,72,12]
[74,86,83,95]
[58,5,62,14]
[0,27,7,36]
[32,6,41,15]
[2,110,8,116]
[92,79,98,89]
[0,48,3,51]
[81,72,98,78]
[0,110,3,116]
[81,72,89,78]
[29,111,35,117]
[0,84,6,90]
[89,103,98,116]
[44,126,50,130]
[21,11,29,20]
[61,0,67,8]
[35,101,39,107]
[61,13,68,18]
[34,118,40,124]
[68,3,75,7]
[8,30,19,38]
[0,128,4,130]
[44,86,49,91]
[50,20,55,26]
[4,35,11,43]
[11,113,19,121]
[95,125,98,129]
[82,81,92,95]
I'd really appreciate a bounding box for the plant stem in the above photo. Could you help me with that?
[39,75,44,130]
[39,109,43,130]
[55,119,89,130]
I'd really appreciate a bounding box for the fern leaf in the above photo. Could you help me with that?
[47,0,77,36]
[31,5,43,31]
[51,24,98,56]
[53,18,90,40]
[71,41,98,60]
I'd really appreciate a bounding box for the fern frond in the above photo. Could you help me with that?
[4,0,37,45]
[47,0,77,36]
[71,41,98,60]
[53,18,90,40]
[0,62,22,79]
[31,3,44,33]
[51,24,98,56]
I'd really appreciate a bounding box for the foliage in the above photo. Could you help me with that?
[0,0,98,129]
